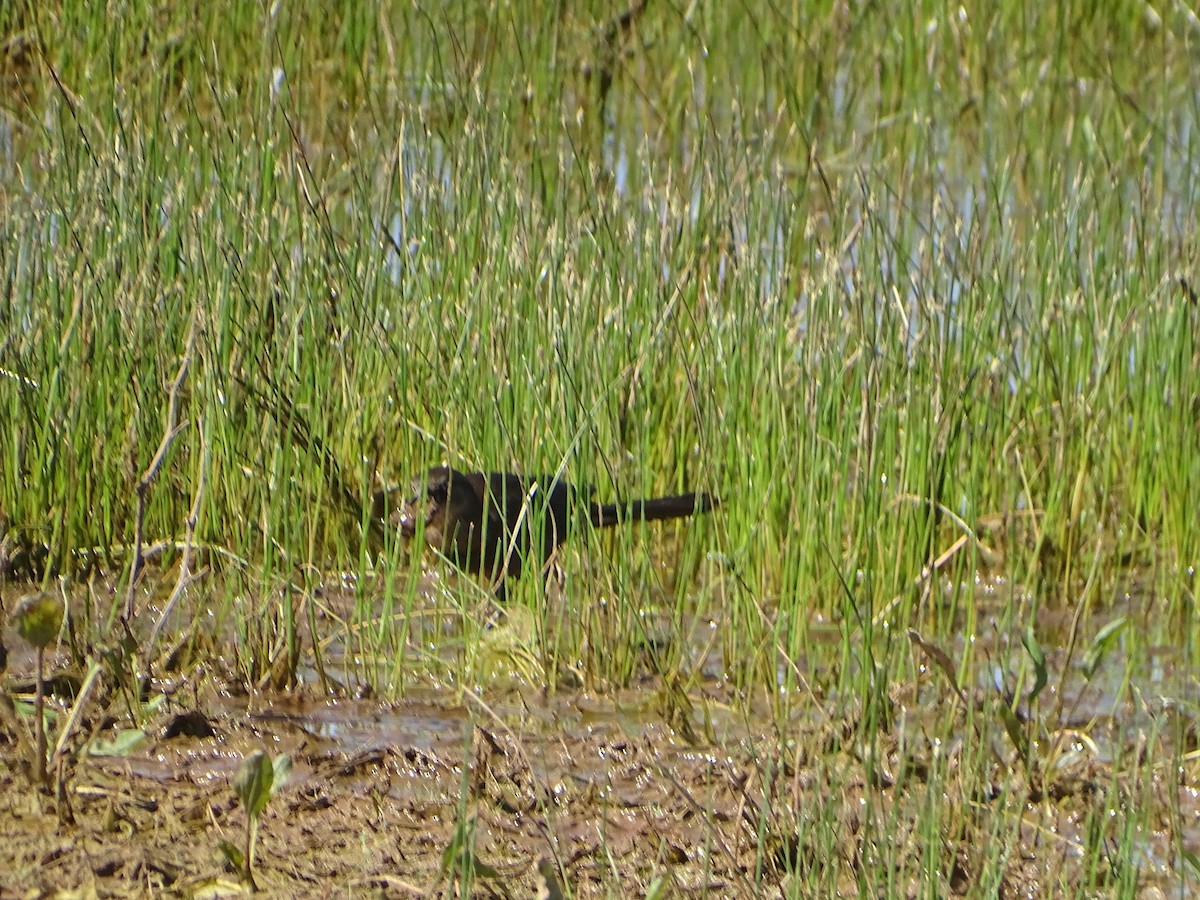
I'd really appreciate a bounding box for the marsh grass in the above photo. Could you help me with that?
[1,0,1198,892]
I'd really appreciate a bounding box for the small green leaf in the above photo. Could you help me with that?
[89,728,148,757]
[1021,625,1048,703]
[1084,616,1127,679]
[13,698,57,725]
[270,754,292,797]
[1182,849,1200,877]
[218,838,246,871]
[441,816,474,876]
[12,593,64,649]
[995,699,1030,762]
[234,751,274,819]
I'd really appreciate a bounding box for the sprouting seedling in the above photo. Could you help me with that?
[228,750,291,891]
[11,591,65,785]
